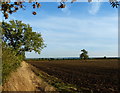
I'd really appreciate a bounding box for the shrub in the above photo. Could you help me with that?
[2,46,23,84]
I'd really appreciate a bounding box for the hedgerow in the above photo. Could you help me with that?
[2,44,23,84]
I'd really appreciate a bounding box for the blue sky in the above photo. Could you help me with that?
[3,2,118,58]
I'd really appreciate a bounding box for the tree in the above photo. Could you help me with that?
[80,49,89,60]
[0,0,119,19]
[2,20,46,57]
[104,56,107,59]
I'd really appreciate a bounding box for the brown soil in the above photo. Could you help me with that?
[28,59,119,93]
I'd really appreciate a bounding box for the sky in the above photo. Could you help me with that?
[2,2,118,58]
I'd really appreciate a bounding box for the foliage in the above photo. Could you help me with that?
[2,43,23,84]
[2,20,46,56]
[1,20,45,84]
[80,49,89,59]
[0,1,41,19]
[0,0,119,19]
[110,1,120,8]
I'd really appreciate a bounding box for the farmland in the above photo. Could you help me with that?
[27,59,119,93]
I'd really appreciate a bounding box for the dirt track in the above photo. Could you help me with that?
[2,61,56,92]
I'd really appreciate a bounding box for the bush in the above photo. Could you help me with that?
[2,46,23,84]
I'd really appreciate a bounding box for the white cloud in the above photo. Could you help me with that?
[89,0,103,15]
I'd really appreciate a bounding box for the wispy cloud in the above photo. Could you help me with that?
[24,15,118,57]
[89,0,103,15]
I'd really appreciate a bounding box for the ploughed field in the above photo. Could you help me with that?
[27,59,119,93]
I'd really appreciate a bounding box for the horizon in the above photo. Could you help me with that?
[2,2,118,58]
[0,55,118,59]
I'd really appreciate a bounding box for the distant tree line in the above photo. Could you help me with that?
[25,56,119,62]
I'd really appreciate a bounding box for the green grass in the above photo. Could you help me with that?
[38,72,78,93]
[30,64,82,93]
